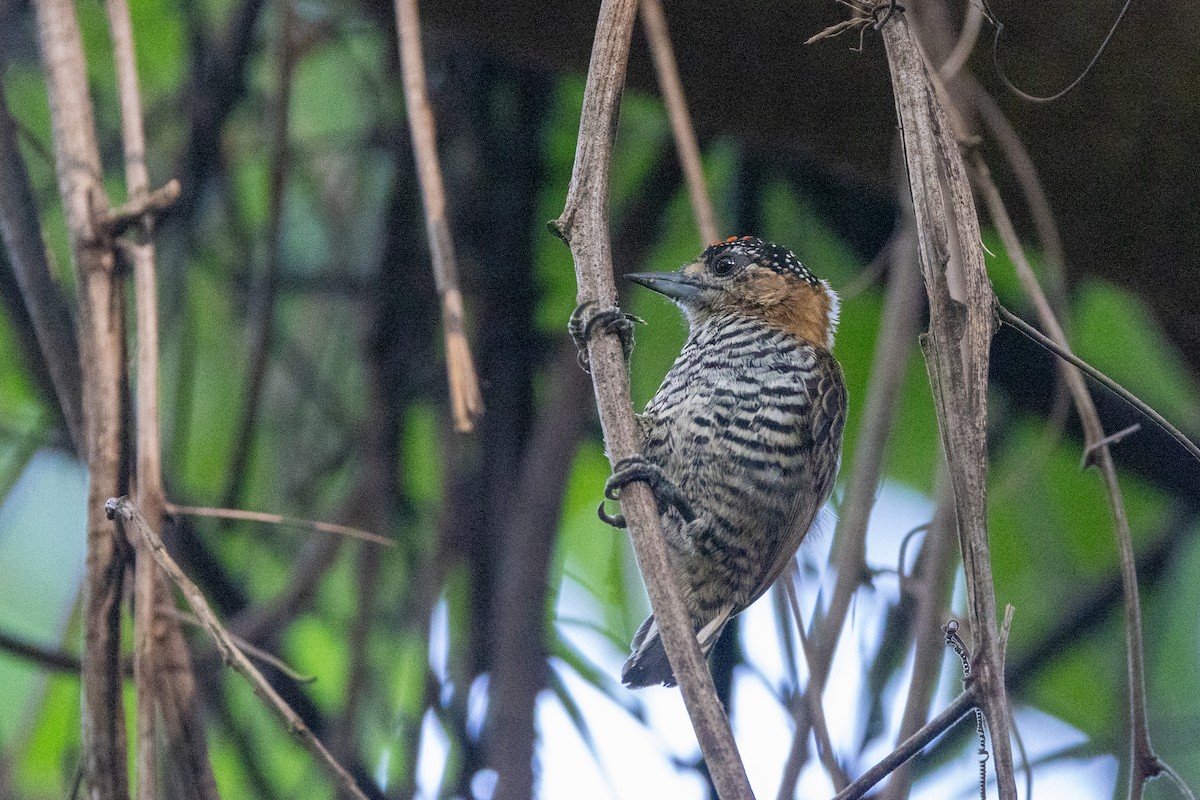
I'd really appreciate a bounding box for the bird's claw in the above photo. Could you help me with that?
[598,455,697,529]
[569,301,640,373]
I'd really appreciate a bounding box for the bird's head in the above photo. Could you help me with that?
[627,236,840,349]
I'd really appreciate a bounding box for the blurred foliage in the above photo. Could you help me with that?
[0,1,1198,798]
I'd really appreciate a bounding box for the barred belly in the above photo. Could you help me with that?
[640,313,841,622]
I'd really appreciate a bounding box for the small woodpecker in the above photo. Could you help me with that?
[614,235,847,688]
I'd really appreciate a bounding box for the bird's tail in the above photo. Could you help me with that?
[621,606,733,689]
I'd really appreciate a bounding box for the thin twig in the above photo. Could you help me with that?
[162,607,315,684]
[106,496,370,800]
[972,156,1171,799]
[995,305,1200,468]
[782,574,847,790]
[550,1,752,797]
[165,502,394,546]
[833,689,978,800]
[778,196,924,800]
[639,0,718,245]
[393,0,484,432]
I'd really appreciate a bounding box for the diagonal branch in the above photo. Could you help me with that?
[639,0,718,245]
[106,496,370,800]
[833,688,978,800]
[393,0,484,432]
[550,1,752,798]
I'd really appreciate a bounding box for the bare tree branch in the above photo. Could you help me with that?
[393,0,484,432]
[877,8,1017,797]
[550,1,752,797]
[31,0,130,794]
[106,496,370,800]
[639,0,718,245]
[833,689,978,800]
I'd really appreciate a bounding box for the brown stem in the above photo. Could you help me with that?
[104,1,222,795]
[393,0,484,432]
[550,1,752,797]
[105,2,164,795]
[639,0,718,245]
[31,0,130,795]
[165,503,392,546]
[878,10,1017,797]
[106,496,370,800]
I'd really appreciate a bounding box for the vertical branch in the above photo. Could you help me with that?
[103,0,220,796]
[393,0,484,432]
[106,1,163,794]
[878,10,1017,798]
[639,0,719,245]
[31,0,129,796]
[550,1,752,798]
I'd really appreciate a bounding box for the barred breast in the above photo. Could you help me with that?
[640,312,847,625]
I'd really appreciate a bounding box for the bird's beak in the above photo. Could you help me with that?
[626,271,703,302]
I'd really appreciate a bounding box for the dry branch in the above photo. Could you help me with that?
[832,689,978,800]
[550,1,752,797]
[106,497,370,800]
[31,0,129,795]
[877,9,1017,797]
[103,0,222,794]
[166,502,393,546]
[394,0,484,432]
[639,0,718,245]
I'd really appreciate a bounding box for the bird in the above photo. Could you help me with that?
[611,235,847,688]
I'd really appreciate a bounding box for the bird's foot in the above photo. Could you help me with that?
[569,301,639,373]
[597,455,697,529]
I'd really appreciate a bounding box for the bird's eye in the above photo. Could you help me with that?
[713,255,739,276]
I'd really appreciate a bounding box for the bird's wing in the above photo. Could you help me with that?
[746,351,847,608]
